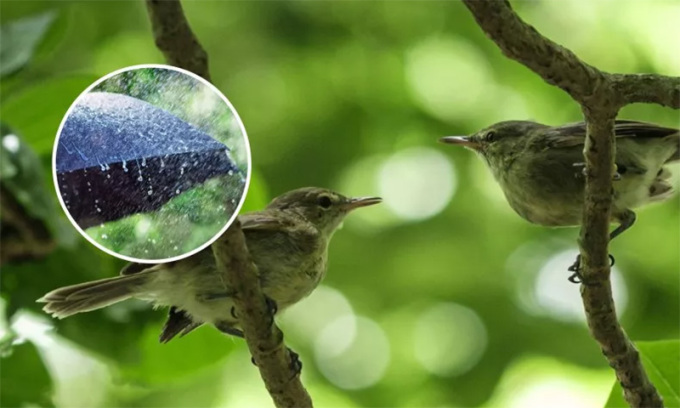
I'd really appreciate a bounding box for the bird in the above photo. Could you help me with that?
[38,187,382,343]
[440,120,678,278]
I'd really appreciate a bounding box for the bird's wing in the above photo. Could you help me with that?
[239,212,296,232]
[159,306,202,343]
[545,120,678,148]
[120,262,151,275]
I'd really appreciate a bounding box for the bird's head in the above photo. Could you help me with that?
[268,187,382,236]
[440,120,547,174]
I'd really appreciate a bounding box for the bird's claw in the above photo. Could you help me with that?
[249,347,303,380]
[287,347,303,379]
[567,254,615,285]
[264,296,278,327]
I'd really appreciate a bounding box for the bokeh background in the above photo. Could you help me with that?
[1,1,678,407]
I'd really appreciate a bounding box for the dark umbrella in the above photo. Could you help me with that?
[56,92,242,229]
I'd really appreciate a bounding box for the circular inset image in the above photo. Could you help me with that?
[53,64,250,263]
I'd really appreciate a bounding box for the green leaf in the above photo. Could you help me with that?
[0,341,54,407]
[0,75,99,155]
[604,340,680,408]
[0,11,57,78]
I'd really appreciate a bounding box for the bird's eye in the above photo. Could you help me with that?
[485,131,496,142]
[317,195,332,209]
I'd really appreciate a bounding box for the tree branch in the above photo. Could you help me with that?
[610,74,680,109]
[145,0,211,81]
[462,0,607,105]
[212,221,313,408]
[463,1,672,407]
[144,3,312,407]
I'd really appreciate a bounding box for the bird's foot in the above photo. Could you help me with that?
[250,347,303,380]
[567,254,615,285]
[286,347,303,379]
[264,295,278,327]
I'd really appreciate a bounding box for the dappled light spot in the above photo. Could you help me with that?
[279,285,354,344]
[338,155,401,232]
[534,249,628,322]
[378,147,456,221]
[2,134,20,153]
[11,311,110,407]
[314,315,390,390]
[486,355,614,408]
[413,302,487,377]
[406,36,493,122]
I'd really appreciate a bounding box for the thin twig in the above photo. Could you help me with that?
[462,1,670,407]
[212,221,313,408]
[144,3,313,407]
[145,0,211,81]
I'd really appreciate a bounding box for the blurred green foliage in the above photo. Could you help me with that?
[1,2,678,408]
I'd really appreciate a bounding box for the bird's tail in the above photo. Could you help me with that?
[38,272,153,319]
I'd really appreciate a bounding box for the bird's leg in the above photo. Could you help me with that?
[568,210,632,284]
[610,210,636,241]
[215,321,244,338]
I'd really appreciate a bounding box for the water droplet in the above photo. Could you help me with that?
[173,246,179,251]
[176,189,180,194]
[228,170,234,176]
[101,234,108,239]
[137,176,143,182]
[151,239,156,244]
[107,174,111,179]
[122,160,128,172]
[147,190,153,195]
[96,207,102,213]
[95,199,99,203]
[144,249,149,254]
[87,182,91,186]
[180,167,185,175]
[141,157,147,167]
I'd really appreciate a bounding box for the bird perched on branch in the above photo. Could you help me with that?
[39,187,381,342]
[441,120,678,279]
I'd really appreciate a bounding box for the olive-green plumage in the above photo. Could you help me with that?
[38,187,381,342]
[441,120,679,237]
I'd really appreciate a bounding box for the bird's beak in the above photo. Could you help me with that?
[343,196,382,211]
[439,136,481,150]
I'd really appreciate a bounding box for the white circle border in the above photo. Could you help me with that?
[52,63,252,264]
